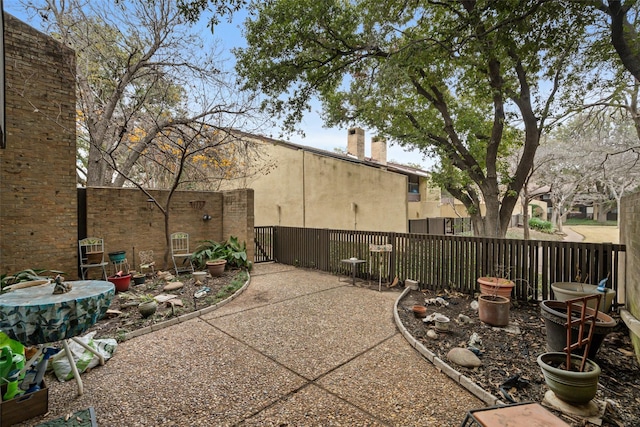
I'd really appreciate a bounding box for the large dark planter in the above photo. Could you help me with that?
[540,300,617,359]
[537,352,601,404]
[478,294,510,326]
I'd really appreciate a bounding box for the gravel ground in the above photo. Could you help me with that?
[19,264,482,427]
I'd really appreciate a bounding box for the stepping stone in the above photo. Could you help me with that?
[163,281,184,291]
[447,347,482,368]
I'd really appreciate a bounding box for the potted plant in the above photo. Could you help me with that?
[191,240,227,270]
[478,294,510,326]
[132,272,146,286]
[107,270,131,292]
[537,294,602,404]
[138,294,157,318]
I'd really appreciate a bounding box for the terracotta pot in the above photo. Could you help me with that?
[206,259,227,277]
[477,277,515,300]
[107,274,131,292]
[478,294,510,326]
[537,352,601,404]
[540,300,617,358]
[551,282,616,313]
[412,305,427,318]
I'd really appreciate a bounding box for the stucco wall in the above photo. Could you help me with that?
[229,140,408,232]
[0,14,78,277]
[620,190,640,359]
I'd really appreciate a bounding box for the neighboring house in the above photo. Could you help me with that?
[219,128,410,232]
[218,127,492,232]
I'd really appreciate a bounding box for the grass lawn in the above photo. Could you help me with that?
[565,218,618,226]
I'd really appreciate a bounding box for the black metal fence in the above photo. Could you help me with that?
[254,226,626,303]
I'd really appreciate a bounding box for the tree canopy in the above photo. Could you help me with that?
[231,0,594,236]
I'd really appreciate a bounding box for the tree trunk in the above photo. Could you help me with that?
[522,197,530,240]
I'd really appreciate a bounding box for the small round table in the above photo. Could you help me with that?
[0,280,115,395]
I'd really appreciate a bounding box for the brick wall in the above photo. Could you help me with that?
[0,14,78,277]
[85,187,254,276]
[620,190,640,359]
[0,15,255,281]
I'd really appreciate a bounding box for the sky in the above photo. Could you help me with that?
[4,1,434,170]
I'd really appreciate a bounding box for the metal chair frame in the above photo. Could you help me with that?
[170,232,194,274]
[78,237,108,280]
[138,250,156,276]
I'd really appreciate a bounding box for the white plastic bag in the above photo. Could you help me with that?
[50,331,117,381]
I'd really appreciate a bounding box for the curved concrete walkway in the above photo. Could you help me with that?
[28,263,481,426]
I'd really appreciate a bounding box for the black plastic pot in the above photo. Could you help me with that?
[540,300,617,358]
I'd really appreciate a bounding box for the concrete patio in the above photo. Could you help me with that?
[23,263,482,426]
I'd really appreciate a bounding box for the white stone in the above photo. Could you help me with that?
[426,329,438,339]
[447,347,482,368]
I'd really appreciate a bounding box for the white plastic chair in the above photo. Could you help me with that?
[171,232,194,274]
[78,237,108,280]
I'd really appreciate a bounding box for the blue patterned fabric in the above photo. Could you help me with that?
[0,281,114,345]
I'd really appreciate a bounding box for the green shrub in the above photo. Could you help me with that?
[191,236,252,270]
[528,217,553,233]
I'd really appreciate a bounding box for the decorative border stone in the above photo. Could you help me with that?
[394,287,504,406]
[122,272,251,341]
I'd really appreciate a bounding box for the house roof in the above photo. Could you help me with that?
[237,130,431,179]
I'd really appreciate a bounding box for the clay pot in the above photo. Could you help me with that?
[193,271,207,282]
[478,294,510,326]
[478,277,515,300]
[206,259,227,277]
[540,300,617,358]
[434,315,450,332]
[537,352,601,404]
[412,305,427,318]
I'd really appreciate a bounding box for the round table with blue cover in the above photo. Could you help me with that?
[0,280,115,395]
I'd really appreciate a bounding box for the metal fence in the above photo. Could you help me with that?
[254,226,626,303]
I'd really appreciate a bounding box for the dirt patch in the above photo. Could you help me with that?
[85,269,248,341]
[397,288,640,427]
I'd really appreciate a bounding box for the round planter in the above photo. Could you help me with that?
[206,259,227,277]
[138,300,157,318]
[132,274,146,286]
[108,251,126,263]
[107,274,131,292]
[551,282,615,313]
[86,251,103,264]
[477,277,515,300]
[540,300,617,358]
[537,352,601,404]
[412,305,427,318]
[193,271,207,282]
[435,315,450,332]
[478,294,510,326]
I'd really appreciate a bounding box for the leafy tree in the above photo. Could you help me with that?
[29,0,260,187]
[230,0,592,236]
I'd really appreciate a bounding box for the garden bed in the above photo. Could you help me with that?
[397,288,640,427]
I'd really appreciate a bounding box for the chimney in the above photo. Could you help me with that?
[371,136,387,165]
[347,127,365,160]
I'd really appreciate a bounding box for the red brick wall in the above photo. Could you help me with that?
[0,14,78,277]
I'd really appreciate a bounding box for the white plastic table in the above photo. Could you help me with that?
[340,259,366,286]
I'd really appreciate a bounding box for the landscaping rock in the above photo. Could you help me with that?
[427,329,439,339]
[447,347,482,368]
[163,281,184,291]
